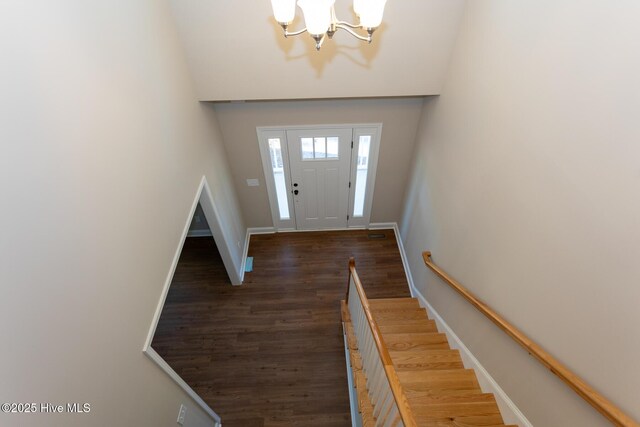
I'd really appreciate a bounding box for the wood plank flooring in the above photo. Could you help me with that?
[152,230,411,427]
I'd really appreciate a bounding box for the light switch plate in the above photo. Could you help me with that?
[246,179,260,187]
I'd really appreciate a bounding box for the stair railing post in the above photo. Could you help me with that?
[345,257,355,302]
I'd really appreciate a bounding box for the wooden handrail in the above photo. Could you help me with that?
[346,257,418,427]
[422,251,639,427]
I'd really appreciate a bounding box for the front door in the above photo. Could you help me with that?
[286,128,353,230]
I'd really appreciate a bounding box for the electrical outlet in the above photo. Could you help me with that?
[177,404,186,425]
[246,178,259,187]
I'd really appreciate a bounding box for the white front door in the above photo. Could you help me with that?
[286,128,353,230]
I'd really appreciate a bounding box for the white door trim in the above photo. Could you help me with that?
[348,124,382,228]
[257,129,296,230]
[257,123,382,231]
[142,175,239,426]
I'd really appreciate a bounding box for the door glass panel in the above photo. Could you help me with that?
[301,136,341,160]
[353,135,371,217]
[326,137,339,158]
[268,138,290,220]
[314,137,326,158]
[301,138,314,159]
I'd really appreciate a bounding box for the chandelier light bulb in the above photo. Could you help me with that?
[297,0,336,36]
[358,0,387,29]
[270,0,297,24]
[353,0,364,16]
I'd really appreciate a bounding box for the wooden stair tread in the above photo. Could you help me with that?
[368,297,421,310]
[383,332,450,351]
[413,414,512,427]
[371,308,428,321]
[342,296,511,427]
[379,319,438,334]
[375,316,438,327]
[408,392,501,417]
[398,369,481,392]
[403,388,486,400]
[389,349,464,371]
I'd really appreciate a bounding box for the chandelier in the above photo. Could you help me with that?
[270,0,388,50]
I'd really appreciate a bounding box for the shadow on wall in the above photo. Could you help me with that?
[269,18,386,77]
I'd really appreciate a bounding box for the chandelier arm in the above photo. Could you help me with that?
[284,27,308,37]
[334,24,372,42]
[335,20,361,29]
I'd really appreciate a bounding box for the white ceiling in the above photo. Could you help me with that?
[169,0,466,101]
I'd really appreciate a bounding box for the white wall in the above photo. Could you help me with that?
[213,98,424,228]
[0,1,244,426]
[400,1,640,426]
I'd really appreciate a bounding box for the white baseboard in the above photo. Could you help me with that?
[278,227,354,232]
[247,227,277,234]
[143,347,221,426]
[368,222,396,230]
[239,227,276,283]
[187,229,213,238]
[390,223,416,294]
[393,226,532,427]
[239,230,250,284]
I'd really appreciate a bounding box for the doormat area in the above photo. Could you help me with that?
[245,257,254,272]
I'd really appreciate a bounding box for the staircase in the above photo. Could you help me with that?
[342,296,517,427]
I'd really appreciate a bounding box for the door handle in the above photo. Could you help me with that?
[293,190,299,195]
[293,183,298,187]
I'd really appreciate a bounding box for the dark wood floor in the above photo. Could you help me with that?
[152,230,411,427]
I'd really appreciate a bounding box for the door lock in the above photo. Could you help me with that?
[293,190,299,195]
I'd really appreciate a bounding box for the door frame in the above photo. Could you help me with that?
[257,123,382,231]
[257,129,297,230]
[347,125,382,229]
[143,176,234,427]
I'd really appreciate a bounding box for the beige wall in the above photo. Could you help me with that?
[213,98,424,228]
[169,0,466,101]
[401,1,640,426]
[0,2,244,426]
